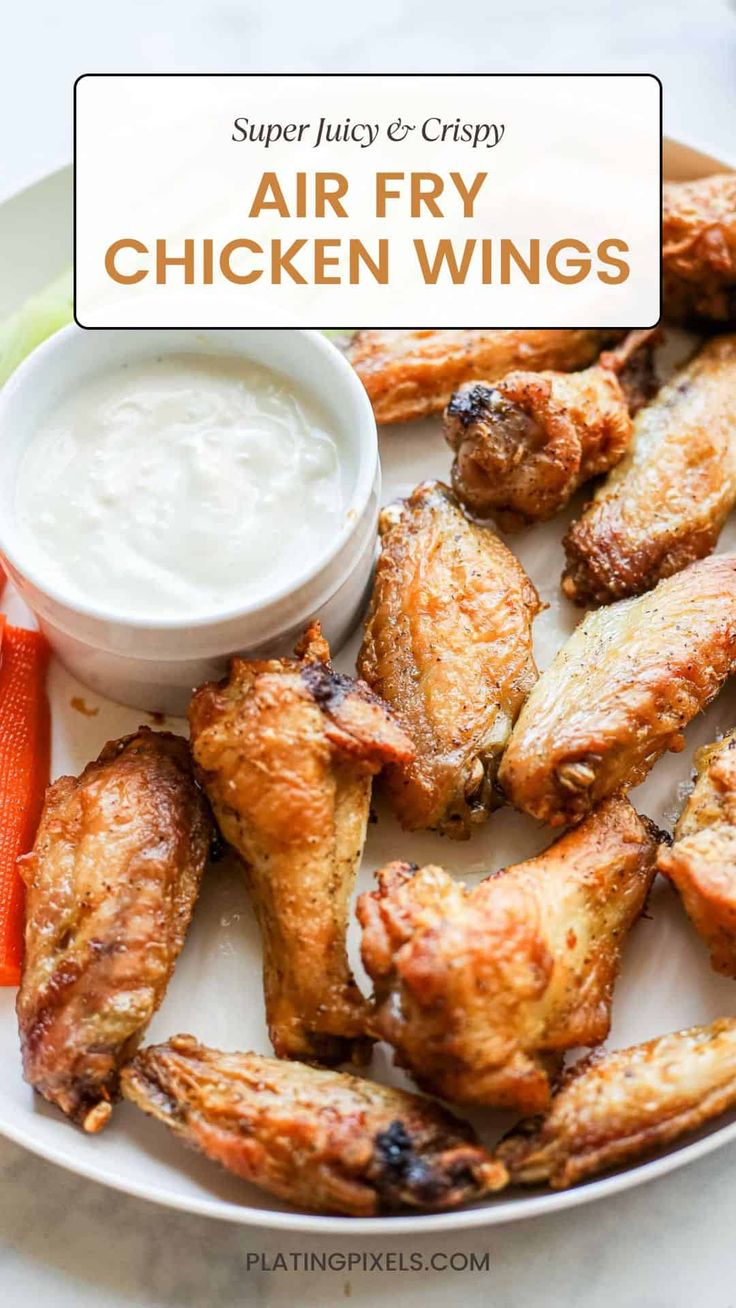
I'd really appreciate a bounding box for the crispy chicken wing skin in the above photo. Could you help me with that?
[358,797,658,1112]
[658,730,736,976]
[562,336,736,605]
[357,482,540,837]
[497,1018,736,1189]
[499,557,736,827]
[16,729,212,1132]
[663,174,736,325]
[445,331,658,528]
[348,329,622,425]
[188,623,414,1065]
[121,1035,507,1215]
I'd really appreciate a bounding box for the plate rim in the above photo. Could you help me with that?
[2,1098,736,1234]
[2,138,736,1233]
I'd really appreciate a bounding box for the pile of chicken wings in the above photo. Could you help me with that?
[16,172,736,1218]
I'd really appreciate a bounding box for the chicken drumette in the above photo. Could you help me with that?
[358,481,540,838]
[497,1018,736,1189]
[499,556,736,827]
[358,797,658,1112]
[445,330,658,528]
[659,729,736,977]
[121,1035,508,1216]
[188,623,414,1064]
[348,328,623,425]
[663,173,736,325]
[16,728,212,1132]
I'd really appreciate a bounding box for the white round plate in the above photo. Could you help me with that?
[2,143,736,1234]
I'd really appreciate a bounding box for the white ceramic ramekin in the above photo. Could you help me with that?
[0,326,379,714]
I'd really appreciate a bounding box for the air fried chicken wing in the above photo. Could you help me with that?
[348,329,622,425]
[663,174,736,324]
[16,728,212,1132]
[188,623,414,1064]
[562,336,736,605]
[499,556,736,827]
[121,1035,507,1215]
[358,797,658,1112]
[497,1018,736,1189]
[444,330,658,528]
[658,729,736,976]
[357,482,540,837]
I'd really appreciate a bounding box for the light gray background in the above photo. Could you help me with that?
[3,2,736,1303]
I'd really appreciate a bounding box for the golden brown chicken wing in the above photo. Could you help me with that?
[16,728,212,1132]
[499,556,736,827]
[497,1017,736,1189]
[188,623,414,1065]
[658,729,736,977]
[358,797,658,1113]
[562,335,736,605]
[444,330,658,528]
[357,482,540,837]
[348,329,622,425]
[663,173,736,324]
[121,1035,507,1215]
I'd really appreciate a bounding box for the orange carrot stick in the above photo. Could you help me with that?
[0,625,50,985]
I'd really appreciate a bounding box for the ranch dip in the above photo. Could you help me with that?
[15,353,346,618]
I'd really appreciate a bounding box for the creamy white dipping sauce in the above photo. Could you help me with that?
[15,354,347,618]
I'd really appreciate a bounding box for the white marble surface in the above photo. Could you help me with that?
[3,1131,736,1306]
[3,2,736,1304]
[2,0,736,194]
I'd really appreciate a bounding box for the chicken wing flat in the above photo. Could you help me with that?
[16,728,211,1132]
[357,482,540,837]
[358,797,658,1113]
[497,1017,736,1190]
[121,1035,507,1215]
[562,335,736,605]
[499,556,736,827]
[188,623,414,1065]
[445,330,658,528]
[348,329,622,425]
[658,730,736,977]
[663,173,736,325]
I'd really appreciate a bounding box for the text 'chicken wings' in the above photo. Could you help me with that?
[497,1018,736,1189]
[121,1035,507,1216]
[499,556,736,827]
[358,481,540,837]
[445,330,658,528]
[663,173,736,325]
[16,729,212,1132]
[659,729,736,977]
[189,623,414,1065]
[348,329,622,425]
[562,336,736,605]
[358,797,658,1113]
